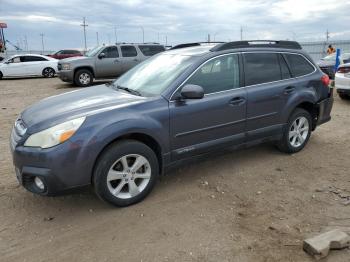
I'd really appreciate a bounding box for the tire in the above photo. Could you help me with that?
[93,140,159,207]
[74,69,93,87]
[277,108,312,154]
[42,67,55,78]
[0,71,2,80]
[339,93,349,100]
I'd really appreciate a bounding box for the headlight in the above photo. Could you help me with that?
[24,117,86,148]
[61,63,71,70]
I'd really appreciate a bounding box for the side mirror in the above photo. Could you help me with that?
[4,61,10,64]
[180,84,204,99]
[98,53,106,59]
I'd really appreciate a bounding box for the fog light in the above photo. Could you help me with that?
[34,177,45,190]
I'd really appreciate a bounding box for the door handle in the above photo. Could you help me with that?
[284,86,295,95]
[114,59,120,63]
[133,59,139,62]
[229,97,246,106]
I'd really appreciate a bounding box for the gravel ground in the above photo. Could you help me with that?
[1,77,350,262]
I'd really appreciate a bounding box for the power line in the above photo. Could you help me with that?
[80,17,88,51]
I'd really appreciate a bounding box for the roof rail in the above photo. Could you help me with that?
[210,40,302,52]
[170,42,225,50]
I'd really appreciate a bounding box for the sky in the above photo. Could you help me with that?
[1,0,350,51]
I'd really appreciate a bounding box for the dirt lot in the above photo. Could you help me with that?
[1,77,350,262]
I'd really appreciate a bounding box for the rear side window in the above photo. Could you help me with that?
[121,46,137,57]
[185,54,240,94]
[243,53,281,86]
[138,45,165,56]
[23,56,47,62]
[283,54,314,77]
[103,46,119,58]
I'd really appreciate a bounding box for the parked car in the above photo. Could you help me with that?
[317,53,350,79]
[57,43,165,87]
[10,40,333,207]
[335,63,350,99]
[48,49,83,60]
[0,54,57,79]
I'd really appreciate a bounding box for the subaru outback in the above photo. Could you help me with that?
[10,40,333,207]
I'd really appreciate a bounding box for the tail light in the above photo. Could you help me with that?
[321,74,330,87]
[337,67,350,74]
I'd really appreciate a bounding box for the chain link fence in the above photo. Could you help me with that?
[300,40,350,61]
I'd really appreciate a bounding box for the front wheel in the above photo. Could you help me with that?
[277,108,312,154]
[74,69,93,87]
[0,71,3,80]
[93,140,159,207]
[42,67,55,78]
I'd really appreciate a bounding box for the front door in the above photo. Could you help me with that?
[95,46,122,78]
[169,53,247,161]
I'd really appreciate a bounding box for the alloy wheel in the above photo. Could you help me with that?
[288,116,309,148]
[106,154,151,199]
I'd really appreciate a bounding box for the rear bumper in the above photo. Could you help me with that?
[316,93,333,126]
[57,70,74,83]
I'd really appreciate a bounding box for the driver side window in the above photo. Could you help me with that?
[185,54,240,94]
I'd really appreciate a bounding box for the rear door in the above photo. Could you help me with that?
[169,53,247,161]
[95,46,122,78]
[243,52,293,141]
[23,55,49,75]
[120,45,140,73]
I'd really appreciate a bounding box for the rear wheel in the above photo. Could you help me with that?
[0,71,2,80]
[339,93,349,100]
[74,69,93,87]
[42,67,55,78]
[277,108,312,154]
[93,140,159,207]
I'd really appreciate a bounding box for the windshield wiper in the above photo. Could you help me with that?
[115,85,142,96]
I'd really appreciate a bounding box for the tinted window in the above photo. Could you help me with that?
[23,56,47,62]
[138,45,165,56]
[244,53,281,86]
[284,54,314,77]
[121,46,138,57]
[62,50,79,54]
[186,54,240,94]
[279,54,291,79]
[102,46,119,58]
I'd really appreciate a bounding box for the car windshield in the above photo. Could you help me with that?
[85,46,103,57]
[112,53,195,97]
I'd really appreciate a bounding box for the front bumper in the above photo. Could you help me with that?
[57,70,74,83]
[10,128,94,196]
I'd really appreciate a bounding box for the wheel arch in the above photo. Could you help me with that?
[91,132,163,184]
[74,66,95,77]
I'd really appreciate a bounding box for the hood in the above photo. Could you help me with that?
[317,59,335,67]
[21,84,146,130]
[59,56,92,63]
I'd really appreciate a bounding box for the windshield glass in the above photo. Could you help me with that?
[112,54,195,97]
[85,46,103,57]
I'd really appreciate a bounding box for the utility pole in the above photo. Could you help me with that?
[157,32,159,43]
[96,32,99,46]
[207,34,210,43]
[80,17,88,52]
[140,26,145,43]
[24,35,28,51]
[240,26,243,40]
[107,34,111,44]
[40,33,44,54]
[114,25,117,44]
[165,35,167,46]
[326,29,330,43]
